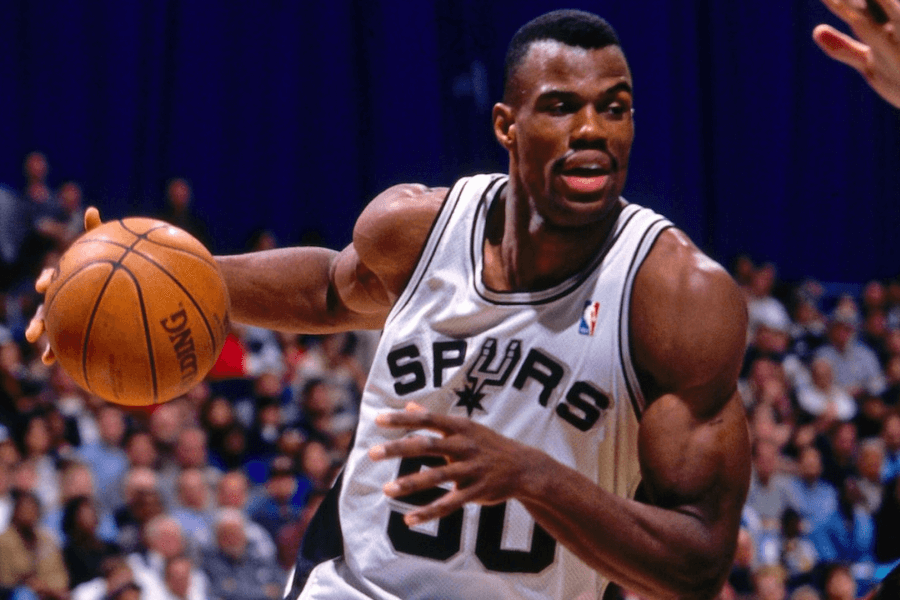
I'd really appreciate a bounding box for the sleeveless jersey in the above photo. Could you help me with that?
[298,174,673,600]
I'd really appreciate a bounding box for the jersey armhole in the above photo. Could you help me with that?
[617,218,674,421]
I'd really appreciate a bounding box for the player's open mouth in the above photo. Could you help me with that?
[559,167,610,195]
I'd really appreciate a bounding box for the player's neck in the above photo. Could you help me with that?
[482,188,620,292]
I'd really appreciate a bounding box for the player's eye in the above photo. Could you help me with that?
[602,102,633,121]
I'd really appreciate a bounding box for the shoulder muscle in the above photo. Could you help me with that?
[353,184,448,299]
[630,228,748,416]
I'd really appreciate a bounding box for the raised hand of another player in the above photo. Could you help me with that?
[814,0,900,108]
[25,206,103,364]
[370,403,543,525]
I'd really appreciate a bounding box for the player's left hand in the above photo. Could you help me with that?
[813,0,900,108]
[369,402,542,526]
[25,206,103,364]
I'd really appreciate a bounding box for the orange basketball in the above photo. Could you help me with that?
[43,218,230,406]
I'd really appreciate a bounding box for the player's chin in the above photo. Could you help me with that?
[545,192,618,229]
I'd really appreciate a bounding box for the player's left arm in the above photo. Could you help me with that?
[518,230,751,599]
[372,229,750,600]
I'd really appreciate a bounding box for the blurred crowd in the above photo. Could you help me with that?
[0,153,375,600]
[3,152,900,600]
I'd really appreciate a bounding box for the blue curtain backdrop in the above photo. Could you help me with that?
[1,0,898,283]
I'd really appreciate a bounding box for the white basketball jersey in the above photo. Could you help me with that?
[299,174,673,600]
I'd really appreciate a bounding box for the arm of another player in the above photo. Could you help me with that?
[813,0,900,108]
[372,229,750,600]
[214,184,447,334]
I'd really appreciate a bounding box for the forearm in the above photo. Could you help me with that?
[519,452,735,599]
[216,248,381,333]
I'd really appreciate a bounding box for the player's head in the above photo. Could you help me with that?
[494,10,633,229]
[503,10,622,105]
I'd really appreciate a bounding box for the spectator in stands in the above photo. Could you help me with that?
[170,469,213,550]
[17,412,61,516]
[789,288,828,364]
[201,509,282,600]
[292,333,368,406]
[71,555,134,600]
[148,404,183,466]
[786,446,839,533]
[758,508,817,589]
[747,439,794,533]
[114,468,164,555]
[854,439,886,515]
[815,307,887,401]
[0,489,68,600]
[752,564,789,600]
[162,555,204,600]
[821,563,857,600]
[76,405,129,517]
[158,427,219,509]
[882,355,900,409]
[818,421,858,491]
[61,495,120,588]
[810,479,876,591]
[789,586,821,600]
[246,456,308,543]
[215,470,276,561]
[55,181,85,249]
[879,412,900,482]
[874,475,900,563]
[71,553,165,600]
[797,358,857,432]
[122,431,158,472]
[128,515,208,600]
[44,460,117,544]
[746,263,791,341]
[156,178,211,251]
[13,152,67,284]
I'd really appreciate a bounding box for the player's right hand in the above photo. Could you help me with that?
[25,206,103,365]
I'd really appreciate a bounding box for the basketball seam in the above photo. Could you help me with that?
[115,267,160,403]
[73,237,217,270]
[117,218,219,353]
[123,249,219,355]
[118,220,218,269]
[81,224,161,400]
[44,261,115,319]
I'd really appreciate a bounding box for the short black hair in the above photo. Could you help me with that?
[503,9,621,103]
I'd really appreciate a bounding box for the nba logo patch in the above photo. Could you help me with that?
[579,300,600,336]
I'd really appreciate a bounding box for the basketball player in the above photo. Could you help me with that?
[814,0,900,108]
[29,10,751,600]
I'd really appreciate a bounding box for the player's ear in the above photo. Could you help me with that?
[493,102,515,150]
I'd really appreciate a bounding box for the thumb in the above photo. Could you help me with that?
[84,206,102,231]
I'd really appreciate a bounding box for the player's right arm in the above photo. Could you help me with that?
[26,186,447,362]
[215,184,447,334]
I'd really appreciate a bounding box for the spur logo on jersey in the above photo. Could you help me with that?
[579,300,600,336]
[453,339,522,416]
[385,337,611,431]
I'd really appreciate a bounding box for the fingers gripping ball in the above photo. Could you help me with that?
[42,218,230,406]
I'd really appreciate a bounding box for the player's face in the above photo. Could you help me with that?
[498,42,634,229]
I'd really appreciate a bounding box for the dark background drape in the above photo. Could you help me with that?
[2,0,898,284]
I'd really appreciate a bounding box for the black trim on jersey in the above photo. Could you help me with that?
[470,200,642,306]
[467,177,509,294]
[390,178,474,319]
[617,218,672,422]
[284,470,346,599]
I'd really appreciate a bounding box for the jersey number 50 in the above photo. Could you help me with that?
[387,456,556,573]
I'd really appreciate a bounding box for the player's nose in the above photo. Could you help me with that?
[570,105,605,144]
